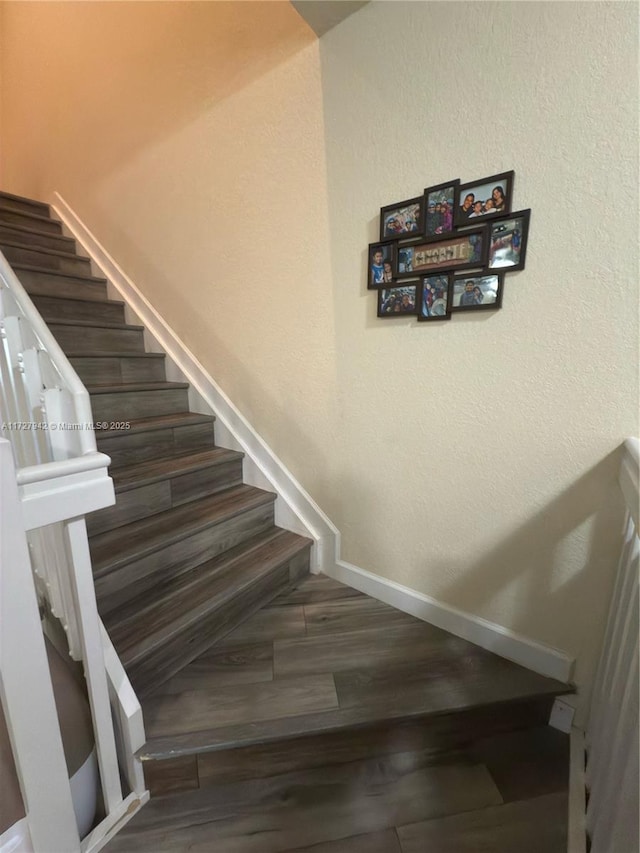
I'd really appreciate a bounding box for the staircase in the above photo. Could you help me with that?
[1,190,573,849]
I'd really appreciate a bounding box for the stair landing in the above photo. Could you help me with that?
[140,574,571,775]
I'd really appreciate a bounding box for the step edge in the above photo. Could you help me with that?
[31,293,125,307]
[0,222,75,244]
[11,263,108,283]
[0,204,58,224]
[70,351,165,359]
[87,382,190,394]
[48,318,144,331]
[112,448,245,493]
[0,238,91,263]
[0,191,51,212]
[119,538,312,666]
[92,487,277,577]
[138,686,573,762]
[95,412,216,438]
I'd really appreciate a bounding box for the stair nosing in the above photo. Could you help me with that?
[0,238,91,263]
[69,351,165,359]
[111,447,244,493]
[91,485,277,577]
[0,191,51,213]
[0,205,62,226]
[31,293,125,308]
[139,683,574,761]
[0,222,75,245]
[117,532,311,667]
[48,318,144,331]
[95,412,215,438]
[11,263,107,283]
[87,381,189,395]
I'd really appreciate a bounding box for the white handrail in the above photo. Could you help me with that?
[0,243,148,851]
[0,250,96,458]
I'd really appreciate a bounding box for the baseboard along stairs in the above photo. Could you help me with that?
[1,190,575,850]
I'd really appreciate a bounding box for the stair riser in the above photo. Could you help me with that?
[0,243,91,275]
[86,459,244,536]
[0,224,75,253]
[0,196,50,217]
[142,696,554,797]
[70,355,166,385]
[131,549,310,698]
[51,324,145,354]
[95,502,276,616]
[13,268,108,301]
[90,389,189,422]
[31,295,125,325]
[0,209,62,234]
[98,422,215,467]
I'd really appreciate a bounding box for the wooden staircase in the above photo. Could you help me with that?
[1,191,573,850]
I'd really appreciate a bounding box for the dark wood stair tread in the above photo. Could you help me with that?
[69,350,164,359]
[96,411,215,438]
[0,237,90,263]
[0,205,60,227]
[87,380,189,394]
[0,222,75,246]
[48,318,144,330]
[11,263,108,284]
[0,190,51,213]
[29,293,124,308]
[106,529,311,665]
[110,447,244,493]
[90,484,276,576]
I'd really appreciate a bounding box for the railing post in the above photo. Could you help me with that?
[0,439,81,852]
[63,516,124,814]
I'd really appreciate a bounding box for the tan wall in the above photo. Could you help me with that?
[1,1,638,702]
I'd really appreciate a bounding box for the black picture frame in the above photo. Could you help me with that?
[377,284,419,317]
[423,179,460,239]
[417,274,453,322]
[451,272,504,312]
[367,241,395,289]
[394,228,487,278]
[487,209,531,273]
[453,170,514,227]
[379,196,425,241]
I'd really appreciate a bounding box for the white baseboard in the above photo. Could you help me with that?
[51,191,575,684]
[327,559,575,682]
[51,192,339,573]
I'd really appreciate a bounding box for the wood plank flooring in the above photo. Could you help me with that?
[107,726,568,852]
[141,575,570,757]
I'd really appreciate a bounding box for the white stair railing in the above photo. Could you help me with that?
[0,249,148,853]
[584,437,639,853]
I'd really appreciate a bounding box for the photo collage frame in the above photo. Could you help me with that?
[368,171,530,321]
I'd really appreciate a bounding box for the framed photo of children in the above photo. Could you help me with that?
[487,209,530,273]
[377,284,418,317]
[418,274,452,322]
[424,179,459,238]
[367,242,395,289]
[395,229,486,278]
[454,171,514,227]
[380,196,424,241]
[451,273,504,312]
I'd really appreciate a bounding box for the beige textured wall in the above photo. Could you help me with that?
[319,1,638,699]
[1,1,638,701]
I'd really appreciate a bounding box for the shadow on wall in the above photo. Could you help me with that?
[3,1,316,186]
[434,450,625,690]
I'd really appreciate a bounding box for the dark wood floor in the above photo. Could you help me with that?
[107,576,569,852]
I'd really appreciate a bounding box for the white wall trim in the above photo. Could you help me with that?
[328,558,575,682]
[51,192,339,573]
[51,192,575,684]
